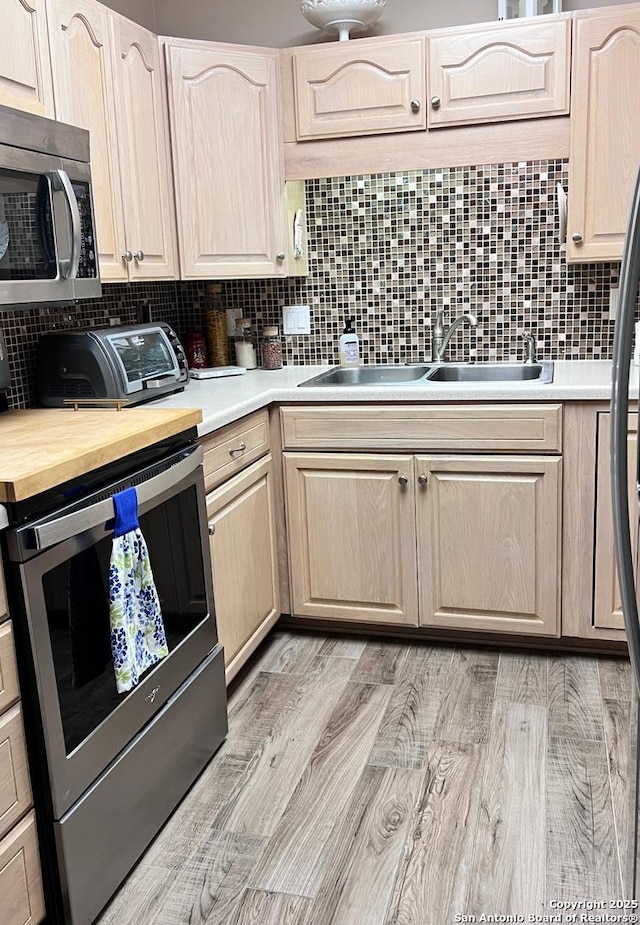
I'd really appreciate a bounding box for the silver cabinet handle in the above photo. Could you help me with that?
[276,252,286,262]
[208,522,216,536]
[410,98,421,112]
[398,474,409,487]
[122,250,133,262]
[572,233,583,245]
[431,96,441,109]
[418,474,428,487]
[134,250,145,261]
[228,441,247,456]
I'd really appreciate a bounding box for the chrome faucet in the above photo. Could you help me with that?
[431,310,478,363]
[522,331,537,364]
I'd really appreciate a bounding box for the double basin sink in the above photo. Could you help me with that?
[299,361,554,387]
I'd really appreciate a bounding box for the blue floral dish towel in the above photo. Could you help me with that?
[108,487,168,693]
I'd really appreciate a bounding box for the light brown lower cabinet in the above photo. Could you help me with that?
[207,455,280,682]
[0,811,45,925]
[284,451,561,636]
[417,455,562,636]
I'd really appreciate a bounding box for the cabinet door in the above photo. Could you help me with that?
[594,413,637,632]
[427,16,570,127]
[206,455,280,681]
[110,15,177,280]
[284,453,418,626]
[417,455,561,636]
[293,37,425,140]
[0,0,53,116]
[0,812,44,925]
[48,0,127,280]
[568,8,640,263]
[165,40,286,279]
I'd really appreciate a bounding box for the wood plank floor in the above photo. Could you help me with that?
[97,630,633,925]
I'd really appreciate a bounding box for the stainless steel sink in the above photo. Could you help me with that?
[298,361,554,387]
[427,361,554,383]
[299,364,432,386]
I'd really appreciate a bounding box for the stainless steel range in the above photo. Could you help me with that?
[2,428,227,925]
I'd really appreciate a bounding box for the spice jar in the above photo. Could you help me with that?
[204,282,230,367]
[184,330,207,369]
[261,326,282,370]
[233,319,257,369]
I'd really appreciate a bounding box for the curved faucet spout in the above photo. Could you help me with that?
[431,311,478,363]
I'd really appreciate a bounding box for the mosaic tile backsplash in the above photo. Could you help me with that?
[0,158,620,408]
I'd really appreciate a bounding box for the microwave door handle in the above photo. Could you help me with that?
[49,169,81,279]
[31,445,203,551]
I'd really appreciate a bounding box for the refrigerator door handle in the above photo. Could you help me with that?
[611,165,640,696]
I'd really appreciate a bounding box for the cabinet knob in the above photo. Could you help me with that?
[410,98,421,112]
[208,522,215,536]
[572,233,583,245]
[418,474,428,487]
[134,250,145,261]
[398,474,409,487]
[430,96,441,110]
[122,250,133,262]
[276,252,286,262]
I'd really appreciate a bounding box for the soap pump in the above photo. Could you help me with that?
[339,317,360,367]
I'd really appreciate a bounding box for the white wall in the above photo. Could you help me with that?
[99,0,626,44]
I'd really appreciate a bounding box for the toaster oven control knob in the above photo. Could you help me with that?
[122,250,133,262]
[134,250,145,262]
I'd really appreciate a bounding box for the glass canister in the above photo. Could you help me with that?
[261,326,283,369]
[233,319,257,369]
[204,283,230,367]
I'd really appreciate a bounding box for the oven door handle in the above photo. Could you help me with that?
[32,445,203,551]
[49,169,81,280]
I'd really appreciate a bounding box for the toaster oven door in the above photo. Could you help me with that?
[0,144,100,305]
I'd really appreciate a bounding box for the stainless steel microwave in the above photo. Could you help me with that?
[0,105,101,306]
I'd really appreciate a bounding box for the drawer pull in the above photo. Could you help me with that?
[398,474,409,487]
[228,442,247,456]
[418,474,428,487]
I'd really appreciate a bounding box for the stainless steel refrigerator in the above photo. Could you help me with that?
[611,167,640,898]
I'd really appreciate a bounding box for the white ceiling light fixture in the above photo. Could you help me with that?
[300,0,386,41]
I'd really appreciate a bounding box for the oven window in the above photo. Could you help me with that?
[0,170,56,280]
[42,486,208,755]
[107,330,176,384]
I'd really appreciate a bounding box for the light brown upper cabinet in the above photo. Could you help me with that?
[567,6,640,263]
[47,0,127,280]
[0,0,53,116]
[109,13,177,280]
[426,16,570,128]
[164,39,288,279]
[292,36,425,140]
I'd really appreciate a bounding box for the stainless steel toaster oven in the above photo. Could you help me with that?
[37,322,189,406]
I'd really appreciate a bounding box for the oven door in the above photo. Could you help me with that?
[7,445,217,818]
[0,143,100,305]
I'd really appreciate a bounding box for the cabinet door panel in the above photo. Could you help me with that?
[0,0,53,116]
[166,41,285,278]
[293,38,425,139]
[0,812,44,925]
[284,453,418,626]
[427,17,570,127]
[111,16,177,280]
[48,0,126,280]
[594,413,636,632]
[417,455,561,636]
[568,9,640,263]
[207,456,279,677]
[0,704,32,843]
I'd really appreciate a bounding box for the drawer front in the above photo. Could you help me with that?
[202,410,270,491]
[0,811,44,925]
[0,705,32,842]
[281,405,562,452]
[0,623,20,715]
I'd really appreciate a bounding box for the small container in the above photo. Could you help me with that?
[184,331,207,369]
[233,318,257,369]
[339,317,360,367]
[204,283,230,367]
[261,326,283,370]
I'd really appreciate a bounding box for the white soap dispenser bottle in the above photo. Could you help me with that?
[339,318,360,367]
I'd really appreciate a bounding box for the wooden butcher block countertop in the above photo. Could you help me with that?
[0,406,202,502]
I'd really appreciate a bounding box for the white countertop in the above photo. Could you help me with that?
[150,361,638,437]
